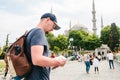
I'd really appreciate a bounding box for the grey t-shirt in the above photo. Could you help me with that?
[25,28,50,80]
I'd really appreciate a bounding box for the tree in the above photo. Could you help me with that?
[100,26,111,44]
[84,34,101,50]
[0,34,10,59]
[46,33,68,52]
[53,46,60,55]
[46,32,55,50]
[6,34,10,46]
[55,35,68,51]
[108,23,119,52]
[0,46,9,59]
[69,30,101,50]
[0,47,2,55]
[69,30,89,51]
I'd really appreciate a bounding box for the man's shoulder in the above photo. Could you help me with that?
[28,28,43,36]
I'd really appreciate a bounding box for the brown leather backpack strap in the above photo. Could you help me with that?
[23,30,28,37]
[4,55,9,77]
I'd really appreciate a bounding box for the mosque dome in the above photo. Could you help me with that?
[71,23,88,32]
[64,22,91,36]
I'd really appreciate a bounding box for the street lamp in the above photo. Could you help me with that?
[119,39,120,47]
[69,38,74,50]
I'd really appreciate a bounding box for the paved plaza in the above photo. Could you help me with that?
[50,60,120,80]
[0,60,120,80]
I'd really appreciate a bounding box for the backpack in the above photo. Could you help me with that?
[4,31,31,79]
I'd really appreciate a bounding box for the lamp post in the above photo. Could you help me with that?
[118,39,120,47]
[69,38,73,50]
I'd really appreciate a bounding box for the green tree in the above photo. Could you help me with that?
[0,34,10,59]
[0,46,9,59]
[55,35,68,51]
[6,34,10,46]
[69,30,101,50]
[0,47,2,55]
[100,26,111,44]
[46,32,55,50]
[108,23,119,52]
[46,33,68,52]
[84,34,101,50]
[69,30,89,51]
[53,46,60,55]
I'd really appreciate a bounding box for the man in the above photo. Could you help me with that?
[107,50,115,69]
[25,13,66,80]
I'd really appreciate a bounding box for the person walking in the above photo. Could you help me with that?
[83,52,90,74]
[107,50,115,69]
[93,56,99,74]
[50,53,56,58]
[25,13,66,80]
[97,52,101,61]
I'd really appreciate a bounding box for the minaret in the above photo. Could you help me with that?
[92,0,97,34]
[50,6,53,13]
[6,34,9,46]
[69,20,72,31]
[101,16,104,29]
[67,20,72,37]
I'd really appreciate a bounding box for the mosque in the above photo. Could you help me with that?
[64,0,104,36]
[64,22,91,36]
[64,0,109,58]
[51,0,109,57]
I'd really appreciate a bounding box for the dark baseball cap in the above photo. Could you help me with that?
[41,13,61,30]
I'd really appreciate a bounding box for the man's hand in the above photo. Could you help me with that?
[52,55,66,69]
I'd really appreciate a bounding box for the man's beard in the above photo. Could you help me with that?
[45,31,49,34]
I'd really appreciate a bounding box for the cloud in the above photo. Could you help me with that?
[0,10,38,46]
[0,0,120,46]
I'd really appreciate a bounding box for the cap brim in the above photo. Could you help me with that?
[54,22,61,30]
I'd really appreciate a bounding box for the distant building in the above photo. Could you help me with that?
[95,44,110,60]
[65,0,98,36]
[65,22,91,36]
[71,23,88,31]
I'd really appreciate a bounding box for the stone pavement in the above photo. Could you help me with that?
[50,60,120,80]
[0,60,120,80]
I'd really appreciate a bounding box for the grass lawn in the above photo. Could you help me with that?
[0,60,5,73]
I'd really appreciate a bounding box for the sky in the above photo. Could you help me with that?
[0,0,120,46]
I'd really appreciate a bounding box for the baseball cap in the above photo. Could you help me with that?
[41,13,61,30]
